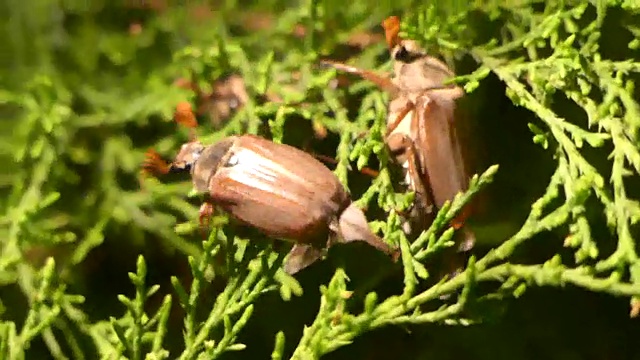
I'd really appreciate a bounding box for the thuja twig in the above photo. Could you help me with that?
[175,226,294,360]
[288,141,640,358]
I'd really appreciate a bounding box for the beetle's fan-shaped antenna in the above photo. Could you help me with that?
[174,101,199,141]
[141,148,171,177]
[382,16,401,49]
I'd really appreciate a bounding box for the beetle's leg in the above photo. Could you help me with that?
[284,244,325,274]
[385,134,410,218]
[350,106,408,157]
[403,142,430,219]
[385,132,433,220]
[319,60,399,94]
[198,201,215,239]
[386,101,415,136]
[307,151,380,178]
[320,60,400,144]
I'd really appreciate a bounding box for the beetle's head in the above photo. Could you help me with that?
[139,101,204,182]
[382,16,426,63]
[390,39,426,63]
[171,141,205,173]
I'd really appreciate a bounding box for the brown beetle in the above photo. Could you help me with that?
[320,16,476,263]
[142,103,399,274]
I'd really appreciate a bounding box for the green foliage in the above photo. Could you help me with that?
[1,0,640,359]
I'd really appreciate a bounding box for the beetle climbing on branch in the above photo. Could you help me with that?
[321,16,478,275]
[141,102,400,274]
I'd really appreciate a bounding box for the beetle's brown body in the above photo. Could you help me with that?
[321,16,475,259]
[199,135,349,243]
[386,47,470,240]
[149,130,399,274]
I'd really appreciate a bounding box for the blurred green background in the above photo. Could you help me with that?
[1,1,640,359]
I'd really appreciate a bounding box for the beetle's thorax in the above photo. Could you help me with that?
[390,40,426,62]
[391,40,459,95]
[189,137,237,192]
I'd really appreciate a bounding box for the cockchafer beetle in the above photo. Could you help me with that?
[142,102,399,274]
[320,16,477,274]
